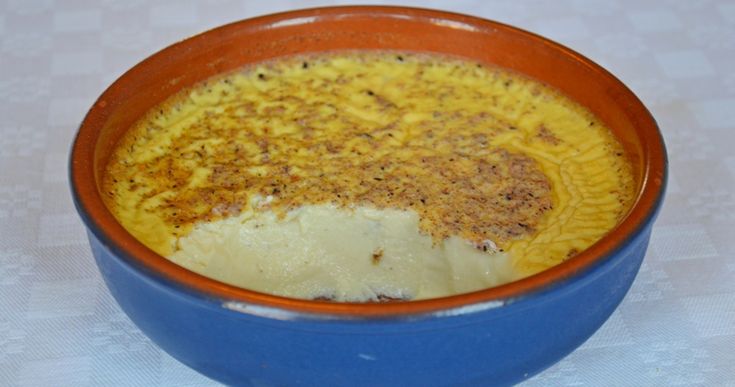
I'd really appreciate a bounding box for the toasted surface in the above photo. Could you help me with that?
[103,51,634,275]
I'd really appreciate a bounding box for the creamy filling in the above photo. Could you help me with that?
[169,204,518,301]
[106,52,636,290]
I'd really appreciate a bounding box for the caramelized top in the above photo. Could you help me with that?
[104,52,634,274]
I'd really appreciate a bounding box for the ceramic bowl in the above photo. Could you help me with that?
[70,6,666,386]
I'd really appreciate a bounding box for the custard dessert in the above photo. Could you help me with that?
[103,52,635,301]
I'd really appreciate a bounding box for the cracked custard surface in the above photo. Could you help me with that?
[103,52,635,300]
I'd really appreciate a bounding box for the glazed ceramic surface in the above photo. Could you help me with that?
[70,6,666,386]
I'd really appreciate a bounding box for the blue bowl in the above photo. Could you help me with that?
[70,6,667,386]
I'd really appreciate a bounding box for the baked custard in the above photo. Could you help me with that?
[103,52,635,301]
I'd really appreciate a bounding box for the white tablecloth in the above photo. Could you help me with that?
[1,0,733,385]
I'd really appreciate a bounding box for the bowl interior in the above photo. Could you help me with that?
[71,6,666,317]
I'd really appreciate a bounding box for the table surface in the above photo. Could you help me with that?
[2,0,734,385]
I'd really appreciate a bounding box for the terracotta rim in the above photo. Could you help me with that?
[70,6,667,319]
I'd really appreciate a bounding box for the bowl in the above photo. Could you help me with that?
[70,6,667,386]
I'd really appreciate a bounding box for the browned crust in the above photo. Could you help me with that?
[104,52,554,248]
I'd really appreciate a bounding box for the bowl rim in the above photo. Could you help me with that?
[69,5,667,319]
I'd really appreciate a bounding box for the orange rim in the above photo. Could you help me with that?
[70,6,667,318]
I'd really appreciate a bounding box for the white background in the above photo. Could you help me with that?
[1,0,734,385]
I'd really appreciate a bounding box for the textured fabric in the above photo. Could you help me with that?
[1,0,733,385]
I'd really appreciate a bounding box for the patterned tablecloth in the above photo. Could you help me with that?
[1,0,734,385]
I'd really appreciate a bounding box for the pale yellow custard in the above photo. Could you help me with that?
[103,52,634,301]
